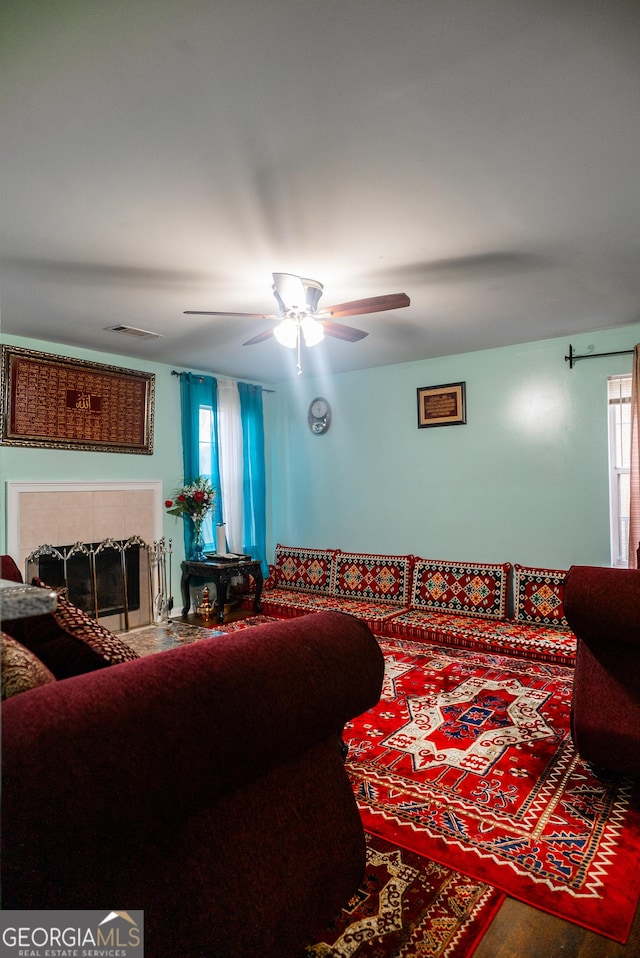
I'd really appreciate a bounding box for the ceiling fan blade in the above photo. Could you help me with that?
[242,328,276,346]
[184,310,273,318]
[320,320,369,342]
[186,283,406,353]
[322,292,410,319]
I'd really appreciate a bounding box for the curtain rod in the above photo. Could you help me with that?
[564,344,634,369]
[171,370,275,392]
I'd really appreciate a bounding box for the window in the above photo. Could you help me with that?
[198,404,216,548]
[178,371,266,573]
[608,374,631,566]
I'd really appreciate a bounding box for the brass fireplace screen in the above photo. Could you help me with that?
[25,536,172,631]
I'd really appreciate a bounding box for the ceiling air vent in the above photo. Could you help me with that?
[105,325,161,339]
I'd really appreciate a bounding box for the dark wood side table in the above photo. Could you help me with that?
[180,557,263,623]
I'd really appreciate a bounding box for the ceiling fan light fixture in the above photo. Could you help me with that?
[273,317,298,348]
[301,315,325,347]
[188,271,408,374]
[302,278,324,312]
[272,272,306,311]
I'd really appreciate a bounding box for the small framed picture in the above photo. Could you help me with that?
[417,381,466,428]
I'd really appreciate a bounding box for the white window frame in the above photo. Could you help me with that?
[608,374,631,567]
[198,404,216,549]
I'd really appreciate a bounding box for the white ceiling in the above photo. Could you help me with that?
[1,0,639,383]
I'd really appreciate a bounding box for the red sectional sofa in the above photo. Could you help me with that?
[241,544,577,666]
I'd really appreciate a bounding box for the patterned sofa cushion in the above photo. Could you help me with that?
[251,588,406,630]
[18,578,140,679]
[410,559,511,620]
[514,565,569,628]
[273,545,337,595]
[247,587,329,618]
[333,552,413,606]
[383,609,576,666]
[1,633,56,699]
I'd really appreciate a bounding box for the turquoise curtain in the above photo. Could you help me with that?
[239,382,268,575]
[179,373,222,557]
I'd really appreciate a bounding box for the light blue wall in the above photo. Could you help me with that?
[270,324,640,569]
[0,333,274,606]
[3,324,639,580]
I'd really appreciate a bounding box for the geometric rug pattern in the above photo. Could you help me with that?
[345,637,640,943]
[301,831,504,958]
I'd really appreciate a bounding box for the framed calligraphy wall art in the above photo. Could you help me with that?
[417,381,466,428]
[1,346,155,454]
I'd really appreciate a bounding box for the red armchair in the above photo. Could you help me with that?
[563,565,640,778]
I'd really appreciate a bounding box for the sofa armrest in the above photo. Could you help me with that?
[564,565,640,647]
[2,611,383,870]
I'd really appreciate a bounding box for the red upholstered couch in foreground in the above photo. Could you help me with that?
[2,611,384,958]
[564,565,640,778]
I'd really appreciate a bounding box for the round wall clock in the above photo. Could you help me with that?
[308,396,331,435]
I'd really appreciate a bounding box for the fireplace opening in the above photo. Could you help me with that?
[36,541,140,619]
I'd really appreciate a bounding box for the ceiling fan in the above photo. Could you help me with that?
[185,272,410,374]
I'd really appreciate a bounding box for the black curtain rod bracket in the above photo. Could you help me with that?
[171,370,204,382]
[171,369,275,392]
[564,344,634,369]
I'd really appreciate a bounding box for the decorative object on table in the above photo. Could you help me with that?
[205,552,252,563]
[417,381,466,428]
[216,522,227,555]
[196,586,215,620]
[307,396,331,434]
[165,477,216,561]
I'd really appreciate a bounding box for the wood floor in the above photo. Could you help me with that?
[474,890,640,957]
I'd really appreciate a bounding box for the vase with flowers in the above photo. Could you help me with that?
[165,477,216,561]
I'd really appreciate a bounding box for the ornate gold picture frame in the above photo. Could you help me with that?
[1,345,155,454]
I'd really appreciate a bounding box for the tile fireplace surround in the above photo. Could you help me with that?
[7,480,163,588]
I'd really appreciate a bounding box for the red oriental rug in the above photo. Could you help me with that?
[302,831,504,958]
[345,637,640,943]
